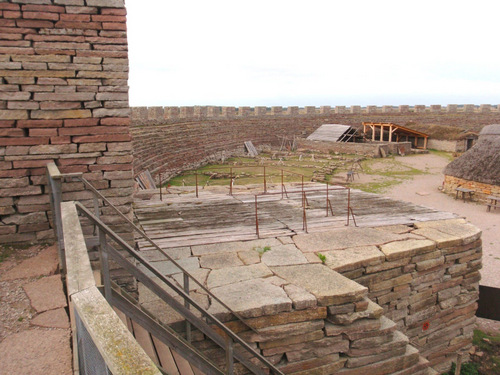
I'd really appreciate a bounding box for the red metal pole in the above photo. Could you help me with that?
[346,188,351,226]
[281,169,284,199]
[230,167,233,196]
[159,173,163,201]
[195,172,198,198]
[254,195,259,238]
[263,166,267,193]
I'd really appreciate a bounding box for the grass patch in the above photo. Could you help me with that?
[0,246,13,263]
[429,149,455,162]
[349,179,403,194]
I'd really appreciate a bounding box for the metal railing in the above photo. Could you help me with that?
[47,163,284,375]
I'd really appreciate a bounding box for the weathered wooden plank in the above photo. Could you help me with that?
[151,335,180,375]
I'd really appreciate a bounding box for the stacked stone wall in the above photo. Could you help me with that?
[0,0,134,244]
[443,175,500,202]
[131,111,500,179]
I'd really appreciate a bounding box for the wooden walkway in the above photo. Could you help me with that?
[134,183,457,250]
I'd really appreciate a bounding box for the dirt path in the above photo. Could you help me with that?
[381,153,500,288]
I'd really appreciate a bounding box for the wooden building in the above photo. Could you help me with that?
[362,122,429,149]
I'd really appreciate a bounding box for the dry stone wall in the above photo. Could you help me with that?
[131,109,500,179]
[443,176,500,203]
[0,0,134,244]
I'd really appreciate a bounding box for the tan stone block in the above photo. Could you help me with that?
[239,319,324,343]
[380,239,436,261]
[325,318,381,337]
[259,330,324,350]
[365,257,411,274]
[324,245,384,272]
[371,273,413,293]
[329,298,383,325]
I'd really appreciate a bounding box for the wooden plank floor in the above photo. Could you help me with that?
[134,183,458,250]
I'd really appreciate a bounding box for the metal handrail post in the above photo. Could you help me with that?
[302,191,308,233]
[47,171,65,272]
[281,169,284,199]
[184,273,192,343]
[98,230,112,303]
[326,183,329,217]
[226,336,234,375]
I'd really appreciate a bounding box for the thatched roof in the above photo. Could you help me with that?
[444,124,500,186]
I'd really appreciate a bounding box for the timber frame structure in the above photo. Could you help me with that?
[362,122,429,149]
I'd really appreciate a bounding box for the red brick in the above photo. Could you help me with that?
[0,20,16,27]
[0,186,42,197]
[40,102,82,110]
[33,42,91,50]
[21,5,65,13]
[0,33,23,40]
[26,34,85,42]
[0,120,15,128]
[0,40,31,47]
[0,26,37,35]
[0,4,20,11]
[89,164,132,172]
[72,134,131,143]
[7,101,39,110]
[16,20,54,28]
[17,120,63,128]
[58,158,96,166]
[0,169,28,178]
[91,15,126,22]
[59,126,128,136]
[4,11,22,19]
[55,21,102,30]
[0,161,12,170]
[50,136,71,144]
[30,128,58,137]
[101,8,126,16]
[0,128,24,137]
[59,14,91,22]
[64,118,99,127]
[100,117,129,126]
[0,137,49,146]
[58,165,88,173]
[13,159,53,169]
[76,50,127,58]
[34,49,75,56]
[23,12,60,21]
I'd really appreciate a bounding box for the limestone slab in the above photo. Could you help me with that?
[207,263,272,289]
[284,284,317,310]
[23,275,67,313]
[1,245,58,281]
[323,246,384,272]
[31,308,70,329]
[328,298,384,325]
[380,239,436,261]
[140,256,200,277]
[199,252,243,269]
[237,250,260,265]
[208,278,292,319]
[414,219,482,246]
[293,227,403,252]
[192,238,281,256]
[271,264,367,306]
[240,319,324,342]
[261,244,308,267]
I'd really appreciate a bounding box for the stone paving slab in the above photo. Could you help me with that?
[261,244,309,267]
[31,308,70,329]
[208,278,292,319]
[192,238,282,256]
[0,245,58,281]
[0,329,72,375]
[323,246,385,272]
[272,264,368,306]
[199,252,244,269]
[380,239,436,261]
[415,219,482,246]
[140,256,200,277]
[293,227,404,252]
[207,263,273,289]
[23,275,67,313]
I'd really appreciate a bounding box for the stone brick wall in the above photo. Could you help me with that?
[132,105,500,124]
[443,175,500,202]
[131,110,500,180]
[334,219,481,372]
[0,0,133,244]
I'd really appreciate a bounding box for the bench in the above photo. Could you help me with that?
[455,187,474,202]
[486,195,500,212]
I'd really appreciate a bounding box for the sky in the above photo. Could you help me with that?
[126,1,500,107]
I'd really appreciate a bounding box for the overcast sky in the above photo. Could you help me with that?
[126,1,500,107]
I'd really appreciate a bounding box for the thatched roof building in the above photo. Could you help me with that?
[444,124,500,186]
